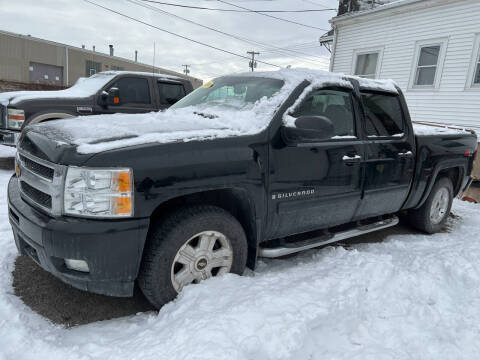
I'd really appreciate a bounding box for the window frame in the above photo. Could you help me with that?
[85,60,102,77]
[352,47,384,79]
[106,76,153,107]
[290,88,358,141]
[157,81,186,106]
[466,33,480,90]
[360,91,407,140]
[409,38,448,90]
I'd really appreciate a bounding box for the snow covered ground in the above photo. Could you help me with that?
[1,167,480,359]
[0,145,16,158]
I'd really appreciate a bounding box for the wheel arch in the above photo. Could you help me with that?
[28,112,75,125]
[415,163,465,209]
[147,188,259,269]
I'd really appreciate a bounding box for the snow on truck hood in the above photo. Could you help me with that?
[0,73,115,106]
[0,71,183,106]
[28,69,399,154]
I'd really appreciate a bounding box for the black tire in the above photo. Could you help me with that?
[407,177,454,234]
[138,205,248,309]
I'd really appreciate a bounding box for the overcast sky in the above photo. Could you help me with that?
[1,0,338,80]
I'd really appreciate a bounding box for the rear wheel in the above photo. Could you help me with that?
[408,177,454,234]
[138,206,248,309]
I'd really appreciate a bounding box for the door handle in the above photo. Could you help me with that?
[397,151,413,159]
[342,154,362,165]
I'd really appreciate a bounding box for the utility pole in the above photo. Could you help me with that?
[182,65,190,76]
[152,41,156,74]
[247,51,259,72]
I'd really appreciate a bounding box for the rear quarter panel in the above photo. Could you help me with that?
[403,132,478,209]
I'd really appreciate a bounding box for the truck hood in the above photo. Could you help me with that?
[28,100,282,154]
[0,73,116,106]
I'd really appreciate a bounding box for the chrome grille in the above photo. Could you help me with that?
[16,149,66,216]
[19,154,54,180]
[20,181,52,208]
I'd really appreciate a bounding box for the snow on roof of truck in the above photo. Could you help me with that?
[30,68,400,154]
[0,71,184,106]
[99,71,183,81]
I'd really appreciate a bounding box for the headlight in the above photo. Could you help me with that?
[64,167,133,218]
[7,109,25,130]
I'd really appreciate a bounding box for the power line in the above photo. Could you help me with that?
[138,0,336,12]
[217,0,330,31]
[83,0,282,69]
[302,0,334,10]
[126,0,327,64]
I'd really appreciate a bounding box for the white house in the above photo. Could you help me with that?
[326,0,480,130]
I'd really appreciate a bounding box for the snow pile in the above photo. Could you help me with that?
[358,0,401,11]
[1,166,480,359]
[31,69,355,154]
[0,145,16,158]
[413,123,473,136]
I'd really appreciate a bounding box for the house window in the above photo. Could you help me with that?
[474,59,480,85]
[414,46,440,86]
[86,60,102,76]
[111,65,124,71]
[354,52,380,79]
[469,34,480,88]
[411,39,448,88]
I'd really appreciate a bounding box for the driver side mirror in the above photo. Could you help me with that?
[101,87,120,107]
[281,116,334,145]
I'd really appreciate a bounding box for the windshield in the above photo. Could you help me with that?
[170,76,285,111]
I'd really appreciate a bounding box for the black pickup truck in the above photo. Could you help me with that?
[7,69,477,308]
[0,71,194,146]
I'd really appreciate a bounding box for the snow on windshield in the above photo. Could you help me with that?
[0,73,117,106]
[31,69,354,154]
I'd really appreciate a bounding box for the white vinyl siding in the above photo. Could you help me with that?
[331,0,480,131]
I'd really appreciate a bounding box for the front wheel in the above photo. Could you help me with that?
[138,206,248,309]
[407,177,454,234]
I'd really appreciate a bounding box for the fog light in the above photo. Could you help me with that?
[64,259,90,273]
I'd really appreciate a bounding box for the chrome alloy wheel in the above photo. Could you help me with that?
[430,187,450,225]
[170,231,233,292]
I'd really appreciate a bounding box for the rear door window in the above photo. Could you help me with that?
[158,82,186,105]
[361,92,404,137]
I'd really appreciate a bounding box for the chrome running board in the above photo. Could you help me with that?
[258,216,399,258]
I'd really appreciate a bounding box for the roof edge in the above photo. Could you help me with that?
[330,0,462,25]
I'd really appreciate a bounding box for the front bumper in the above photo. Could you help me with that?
[8,176,150,297]
[0,129,20,147]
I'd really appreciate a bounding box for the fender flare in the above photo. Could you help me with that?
[414,159,466,209]
[28,112,75,125]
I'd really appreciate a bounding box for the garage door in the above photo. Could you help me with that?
[29,62,64,86]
